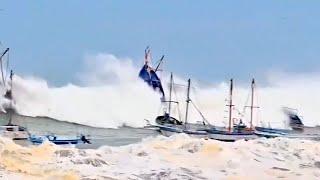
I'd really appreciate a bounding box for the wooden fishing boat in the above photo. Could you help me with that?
[157,78,211,138]
[206,79,257,142]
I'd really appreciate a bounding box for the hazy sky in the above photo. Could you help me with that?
[1,1,319,86]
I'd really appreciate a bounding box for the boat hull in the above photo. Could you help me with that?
[0,125,29,140]
[208,133,257,142]
[158,125,208,138]
[29,135,88,145]
[206,129,257,142]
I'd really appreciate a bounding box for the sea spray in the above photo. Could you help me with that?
[10,54,162,128]
[3,53,319,128]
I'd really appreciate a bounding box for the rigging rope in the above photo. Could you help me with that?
[190,100,210,126]
[172,77,182,120]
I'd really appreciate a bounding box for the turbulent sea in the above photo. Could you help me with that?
[0,132,320,179]
[0,114,319,180]
[0,54,319,179]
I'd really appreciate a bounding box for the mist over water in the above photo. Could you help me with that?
[4,53,320,128]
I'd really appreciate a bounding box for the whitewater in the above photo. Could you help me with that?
[2,53,319,128]
[0,134,319,179]
[0,53,319,180]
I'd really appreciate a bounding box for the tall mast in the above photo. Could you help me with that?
[185,79,191,127]
[0,48,9,86]
[227,79,234,132]
[250,78,255,130]
[168,72,173,115]
[8,70,13,125]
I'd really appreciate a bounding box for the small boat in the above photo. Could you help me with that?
[0,124,29,140]
[29,134,91,145]
[206,79,257,142]
[284,107,305,131]
[254,109,319,139]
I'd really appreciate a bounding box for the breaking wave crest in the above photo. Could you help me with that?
[2,53,320,128]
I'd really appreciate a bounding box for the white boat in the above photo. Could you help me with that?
[206,79,257,142]
[0,124,29,140]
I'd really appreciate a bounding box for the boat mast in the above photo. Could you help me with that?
[168,72,173,115]
[250,78,255,130]
[0,48,9,59]
[227,79,234,132]
[0,48,9,86]
[185,79,191,128]
[155,55,164,72]
[8,70,13,125]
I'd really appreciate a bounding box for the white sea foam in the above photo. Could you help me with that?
[1,53,319,128]
[0,135,319,179]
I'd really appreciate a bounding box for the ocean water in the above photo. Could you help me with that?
[0,113,319,179]
[0,113,158,148]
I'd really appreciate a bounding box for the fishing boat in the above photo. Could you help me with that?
[249,81,315,139]
[0,48,30,140]
[206,79,257,142]
[254,109,316,139]
[284,107,305,131]
[157,78,211,138]
[29,134,91,145]
[155,73,183,126]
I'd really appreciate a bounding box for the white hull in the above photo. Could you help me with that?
[160,129,180,137]
[0,125,29,140]
[208,133,257,141]
[159,125,208,138]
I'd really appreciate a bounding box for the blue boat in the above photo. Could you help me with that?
[254,127,289,138]
[29,135,91,145]
[138,47,165,98]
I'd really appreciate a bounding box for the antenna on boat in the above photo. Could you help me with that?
[155,55,164,72]
[144,46,151,66]
[227,79,234,132]
[185,79,191,129]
